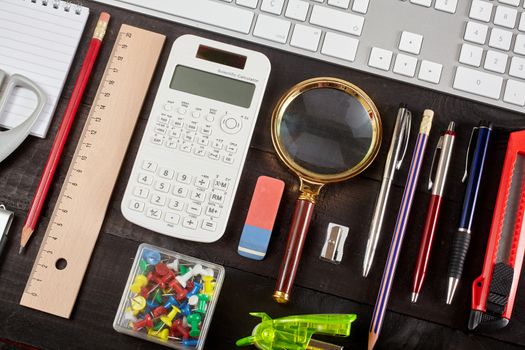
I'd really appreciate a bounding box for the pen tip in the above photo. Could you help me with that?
[19,246,25,255]
[446,277,459,305]
[411,293,419,303]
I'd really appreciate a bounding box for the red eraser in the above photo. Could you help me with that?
[245,176,285,231]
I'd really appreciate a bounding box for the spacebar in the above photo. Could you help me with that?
[123,0,255,34]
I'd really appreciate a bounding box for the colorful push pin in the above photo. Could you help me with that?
[176,268,194,288]
[166,259,179,271]
[132,314,154,330]
[148,328,170,342]
[152,306,168,318]
[147,299,160,310]
[172,318,190,340]
[130,274,148,294]
[179,264,189,275]
[187,313,202,337]
[188,295,199,306]
[196,294,210,314]
[130,295,147,313]
[202,275,215,297]
[143,249,162,265]
[179,302,191,316]
[163,295,180,310]
[159,306,180,327]
[155,263,170,276]
[187,282,202,298]
[168,279,188,300]
[152,319,165,331]
[182,339,198,346]
[123,308,138,324]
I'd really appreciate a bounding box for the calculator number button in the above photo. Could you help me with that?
[133,186,150,198]
[129,200,145,212]
[177,172,192,184]
[159,168,175,179]
[154,181,170,193]
[142,160,157,172]
[173,186,189,198]
[138,173,154,185]
[151,194,166,206]
[169,199,185,211]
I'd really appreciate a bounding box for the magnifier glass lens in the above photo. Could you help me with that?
[278,88,373,175]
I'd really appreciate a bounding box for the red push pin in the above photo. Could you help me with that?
[152,306,168,318]
[132,314,154,330]
[172,318,190,340]
[168,279,188,301]
[155,263,170,276]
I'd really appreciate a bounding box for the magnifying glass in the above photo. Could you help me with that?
[271,77,382,303]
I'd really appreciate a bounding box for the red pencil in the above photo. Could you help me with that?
[19,12,110,254]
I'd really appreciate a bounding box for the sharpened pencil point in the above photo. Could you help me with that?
[19,246,25,255]
[411,292,419,303]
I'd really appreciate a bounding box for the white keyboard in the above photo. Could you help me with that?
[94,0,525,113]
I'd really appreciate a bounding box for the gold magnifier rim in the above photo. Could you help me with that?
[271,77,382,185]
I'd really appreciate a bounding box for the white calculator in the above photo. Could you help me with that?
[121,35,271,242]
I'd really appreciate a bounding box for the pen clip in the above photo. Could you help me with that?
[428,135,444,190]
[395,109,412,170]
[463,126,479,183]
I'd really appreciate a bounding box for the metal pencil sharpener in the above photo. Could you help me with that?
[320,223,349,264]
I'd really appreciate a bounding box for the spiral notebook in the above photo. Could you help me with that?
[0,0,89,138]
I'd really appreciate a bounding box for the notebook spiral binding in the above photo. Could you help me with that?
[29,0,83,14]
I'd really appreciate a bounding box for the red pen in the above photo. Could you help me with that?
[19,13,110,253]
[411,121,456,303]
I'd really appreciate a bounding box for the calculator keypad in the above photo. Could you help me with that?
[130,159,230,233]
[149,104,240,166]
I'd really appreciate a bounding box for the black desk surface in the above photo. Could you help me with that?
[1,2,525,349]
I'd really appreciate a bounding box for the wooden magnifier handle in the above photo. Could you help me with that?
[273,198,315,303]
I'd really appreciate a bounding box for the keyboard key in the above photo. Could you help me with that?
[484,50,508,73]
[494,5,518,28]
[170,128,182,138]
[214,178,229,191]
[410,0,432,7]
[290,24,322,51]
[459,43,483,67]
[509,56,525,79]
[327,0,350,9]
[515,34,525,55]
[208,150,220,160]
[520,13,525,31]
[191,189,206,202]
[503,79,525,106]
[182,217,198,230]
[177,172,192,184]
[151,134,163,145]
[435,0,458,13]
[162,0,256,34]
[166,138,177,149]
[159,167,175,179]
[224,155,234,164]
[253,14,291,44]
[212,140,223,150]
[198,137,209,146]
[310,5,365,36]
[489,27,513,51]
[261,0,285,14]
[138,173,154,185]
[226,143,238,153]
[210,191,226,204]
[352,0,370,14]
[168,198,184,211]
[154,180,170,193]
[194,147,206,157]
[173,185,189,197]
[368,47,393,71]
[151,194,166,206]
[195,176,210,189]
[202,220,217,232]
[453,66,503,99]
[133,186,149,199]
[285,0,309,21]
[418,60,443,84]
[498,0,520,6]
[146,207,162,220]
[236,0,258,9]
[321,32,359,62]
[180,141,193,153]
[142,160,157,172]
[206,205,221,218]
[464,21,489,45]
[187,203,202,216]
[129,200,145,212]
[469,0,493,22]
[399,31,423,55]
[393,54,418,77]
[165,212,180,225]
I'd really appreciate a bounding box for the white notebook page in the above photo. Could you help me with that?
[0,0,89,138]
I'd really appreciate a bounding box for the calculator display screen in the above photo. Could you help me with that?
[170,65,255,108]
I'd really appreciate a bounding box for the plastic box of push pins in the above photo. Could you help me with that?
[113,243,225,349]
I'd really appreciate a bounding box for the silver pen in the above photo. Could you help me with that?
[363,104,411,277]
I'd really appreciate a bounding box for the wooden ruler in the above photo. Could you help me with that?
[20,25,165,318]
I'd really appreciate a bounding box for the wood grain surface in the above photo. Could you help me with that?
[1,2,525,349]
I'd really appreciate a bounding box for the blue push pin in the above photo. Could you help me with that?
[182,339,198,346]
[163,295,180,310]
[143,249,161,265]
[179,302,191,316]
[187,282,202,299]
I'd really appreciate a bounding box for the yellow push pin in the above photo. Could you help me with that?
[130,295,147,312]
[148,328,170,342]
[130,274,148,294]
[202,275,215,297]
[159,306,180,327]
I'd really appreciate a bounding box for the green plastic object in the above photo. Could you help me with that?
[236,313,356,350]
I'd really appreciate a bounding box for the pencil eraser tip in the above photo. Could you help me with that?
[99,12,111,23]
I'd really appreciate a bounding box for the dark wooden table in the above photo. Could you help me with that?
[1,2,525,349]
